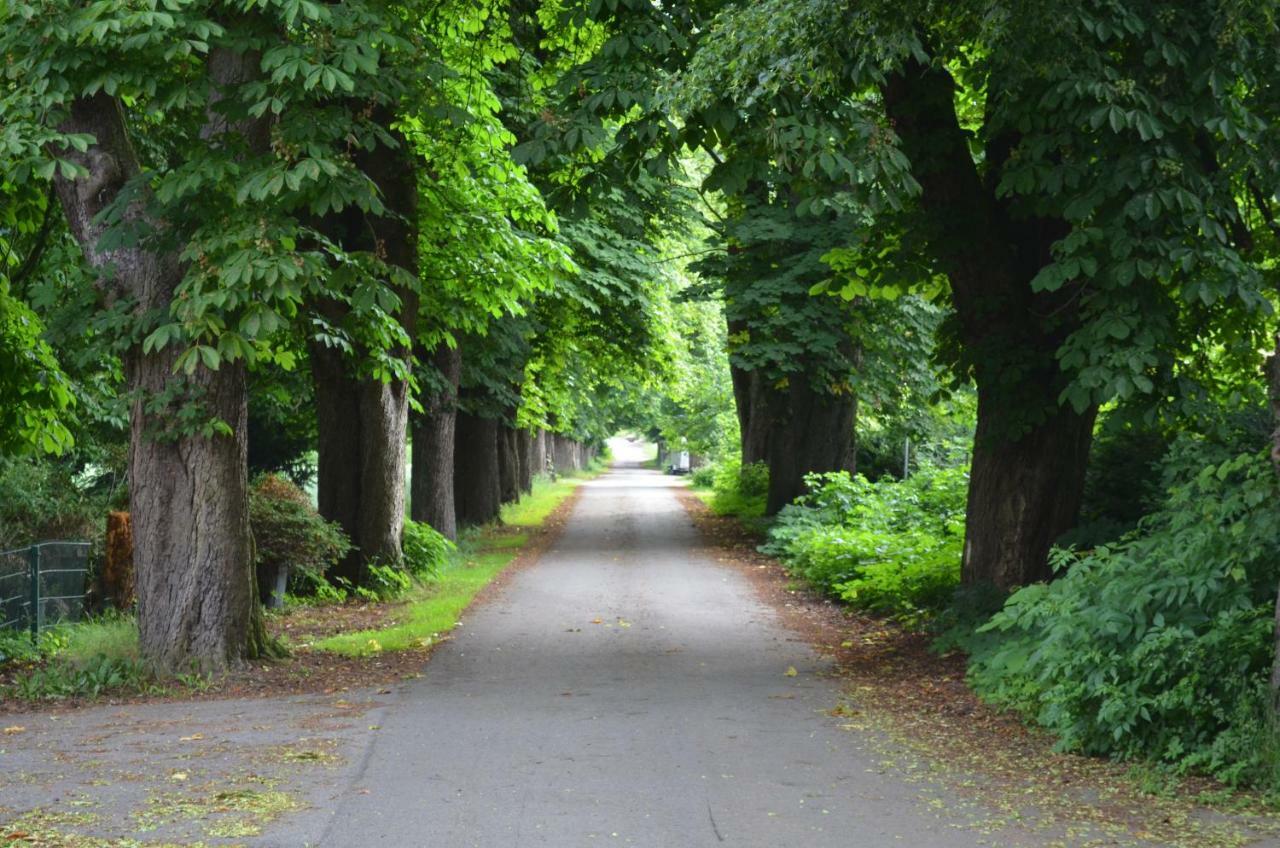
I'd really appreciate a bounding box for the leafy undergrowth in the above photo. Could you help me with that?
[0,466,603,707]
[964,449,1280,791]
[676,486,1280,848]
[762,465,966,623]
[689,458,770,532]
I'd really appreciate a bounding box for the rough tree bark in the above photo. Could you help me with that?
[310,108,418,585]
[410,344,461,540]
[728,318,772,466]
[882,59,1098,589]
[454,410,502,526]
[532,429,548,478]
[498,424,520,504]
[765,376,857,514]
[51,46,273,672]
[551,435,577,473]
[311,340,411,585]
[516,429,534,494]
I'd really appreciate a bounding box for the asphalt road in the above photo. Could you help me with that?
[313,449,1015,847]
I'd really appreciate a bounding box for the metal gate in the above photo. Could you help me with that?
[0,542,90,637]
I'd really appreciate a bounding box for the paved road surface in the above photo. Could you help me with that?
[314,451,1018,847]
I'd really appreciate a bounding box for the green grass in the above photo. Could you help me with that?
[61,612,140,666]
[313,549,517,656]
[314,463,605,657]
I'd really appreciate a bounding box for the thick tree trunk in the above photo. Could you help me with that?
[883,58,1097,589]
[53,78,268,671]
[311,343,410,585]
[550,434,570,474]
[516,429,534,494]
[410,344,461,540]
[310,107,418,584]
[532,429,548,478]
[130,347,258,671]
[498,425,520,504]
[765,378,856,514]
[728,319,771,465]
[963,391,1097,587]
[455,411,502,526]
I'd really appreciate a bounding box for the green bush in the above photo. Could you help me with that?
[0,627,64,666]
[402,519,455,580]
[689,464,716,488]
[710,458,769,518]
[967,447,1280,787]
[762,464,967,621]
[248,474,351,601]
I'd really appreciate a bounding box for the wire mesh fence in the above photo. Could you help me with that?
[0,542,90,637]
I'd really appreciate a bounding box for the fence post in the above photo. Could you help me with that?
[27,544,40,641]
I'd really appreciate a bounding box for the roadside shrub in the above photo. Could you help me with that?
[710,458,769,518]
[762,464,967,622]
[248,474,351,602]
[351,561,413,602]
[689,464,716,488]
[967,448,1280,787]
[402,519,455,580]
[0,627,64,666]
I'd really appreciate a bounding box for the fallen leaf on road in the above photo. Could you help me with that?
[784,666,798,677]
[179,733,204,742]
[3,726,25,735]
[170,772,188,782]
[590,618,603,624]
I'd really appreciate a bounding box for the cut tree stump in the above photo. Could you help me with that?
[103,511,135,610]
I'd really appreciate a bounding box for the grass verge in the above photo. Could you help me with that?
[312,466,603,657]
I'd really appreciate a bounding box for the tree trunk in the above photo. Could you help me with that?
[549,434,569,474]
[498,424,520,504]
[311,343,410,585]
[728,319,772,465]
[882,58,1097,590]
[560,436,571,472]
[517,430,534,494]
[533,429,548,478]
[410,344,461,540]
[53,71,269,671]
[309,107,418,584]
[129,347,259,671]
[962,390,1097,587]
[455,411,502,526]
[765,377,857,514]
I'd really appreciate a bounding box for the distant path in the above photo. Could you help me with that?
[314,453,1047,847]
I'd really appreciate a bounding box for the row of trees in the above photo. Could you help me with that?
[0,0,690,672]
[530,0,1280,591]
[5,0,1280,678]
